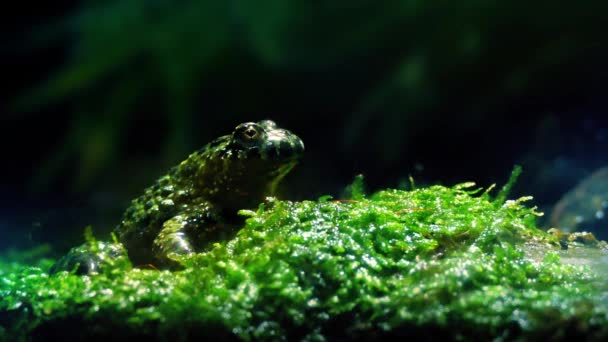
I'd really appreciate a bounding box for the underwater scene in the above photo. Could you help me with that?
[2,1,608,340]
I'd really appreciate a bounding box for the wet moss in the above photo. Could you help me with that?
[2,181,608,340]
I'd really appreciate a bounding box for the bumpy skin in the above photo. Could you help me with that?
[117,120,304,266]
[54,120,304,273]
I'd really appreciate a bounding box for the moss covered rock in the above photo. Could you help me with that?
[2,181,608,340]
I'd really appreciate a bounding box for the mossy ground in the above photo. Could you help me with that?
[2,180,608,341]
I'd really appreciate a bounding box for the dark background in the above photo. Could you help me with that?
[2,1,608,254]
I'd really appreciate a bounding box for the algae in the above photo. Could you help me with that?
[2,180,608,340]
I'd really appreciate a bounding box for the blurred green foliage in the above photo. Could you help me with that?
[21,0,608,192]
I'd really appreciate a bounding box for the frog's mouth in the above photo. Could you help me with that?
[258,130,305,161]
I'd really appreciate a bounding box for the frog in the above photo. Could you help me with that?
[51,120,304,274]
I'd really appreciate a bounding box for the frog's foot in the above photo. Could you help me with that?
[49,241,129,275]
[154,215,196,266]
[153,210,234,267]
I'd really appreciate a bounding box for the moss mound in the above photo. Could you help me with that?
[2,181,608,340]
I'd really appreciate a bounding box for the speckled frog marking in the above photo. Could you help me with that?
[52,120,303,273]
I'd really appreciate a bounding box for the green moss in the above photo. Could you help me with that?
[2,182,608,340]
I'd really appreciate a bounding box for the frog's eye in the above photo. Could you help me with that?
[242,127,259,140]
[233,123,263,144]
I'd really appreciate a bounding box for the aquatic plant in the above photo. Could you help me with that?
[2,177,607,340]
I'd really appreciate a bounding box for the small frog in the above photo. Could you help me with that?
[52,120,304,274]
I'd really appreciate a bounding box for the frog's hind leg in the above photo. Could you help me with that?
[49,240,129,275]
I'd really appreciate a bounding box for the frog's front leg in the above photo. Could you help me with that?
[153,207,228,266]
[153,214,198,265]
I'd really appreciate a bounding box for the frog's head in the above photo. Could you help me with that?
[230,120,304,162]
[199,120,304,210]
